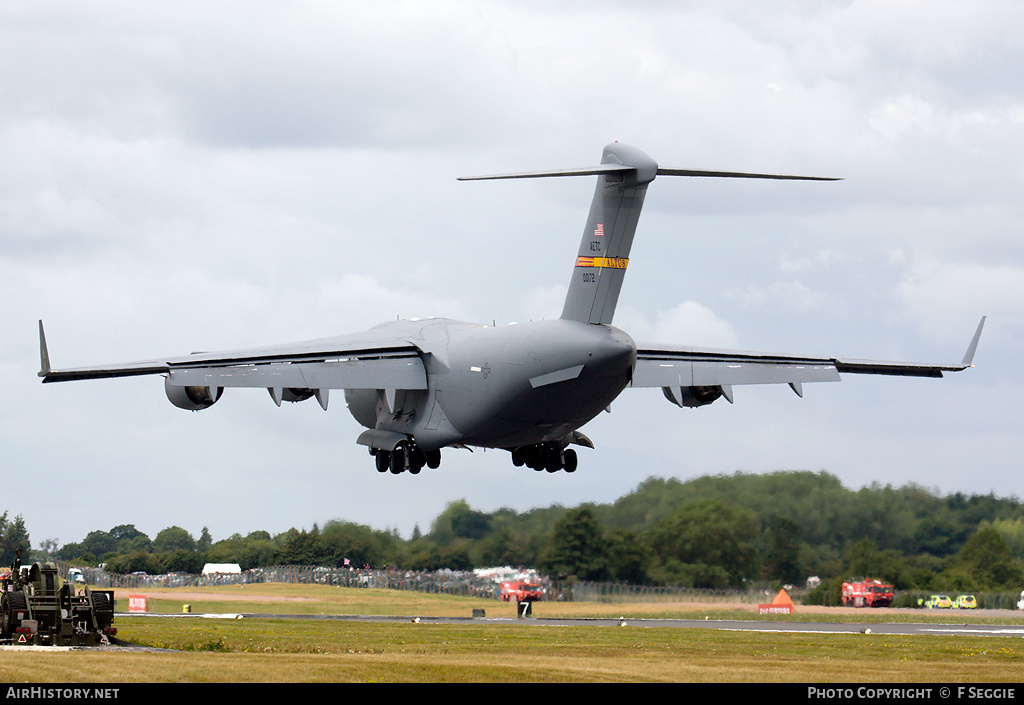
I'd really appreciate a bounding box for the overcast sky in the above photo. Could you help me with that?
[2,1,1022,551]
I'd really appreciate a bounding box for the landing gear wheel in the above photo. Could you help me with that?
[375,451,391,473]
[387,441,428,475]
[563,448,578,473]
[526,446,543,470]
[513,443,579,473]
[390,448,405,474]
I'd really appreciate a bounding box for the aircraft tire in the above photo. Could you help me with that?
[409,450,424,474]
[390,451,405,474]
[563,448,578,473]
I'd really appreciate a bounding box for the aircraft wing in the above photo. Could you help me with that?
[37,321,428,393]
[632,317,986,403]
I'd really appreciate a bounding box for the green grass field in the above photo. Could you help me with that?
[1,583,1022,683]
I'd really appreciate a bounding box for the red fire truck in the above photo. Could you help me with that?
[500,580,542,603]
[842,578,894,607]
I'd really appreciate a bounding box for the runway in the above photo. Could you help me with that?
[123,610,1024,638]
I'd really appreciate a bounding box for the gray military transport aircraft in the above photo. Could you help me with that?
[38,143,985,475]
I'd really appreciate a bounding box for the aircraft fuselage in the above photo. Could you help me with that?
[351,317,636,454]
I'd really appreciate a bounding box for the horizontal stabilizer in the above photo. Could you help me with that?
[656,168,841,181]
[457,164,633,181]
[459,164,840,183]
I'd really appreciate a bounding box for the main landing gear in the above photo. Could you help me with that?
[370,442,578,474]
[372,441,441,475]
[510,443,578,473]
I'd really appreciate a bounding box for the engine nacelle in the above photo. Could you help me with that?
[344,389,384,429]
[165,377,223,411]
[662,385,726,408]
[282,388,315,403]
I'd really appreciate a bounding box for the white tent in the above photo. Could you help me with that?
[202,563,241,575]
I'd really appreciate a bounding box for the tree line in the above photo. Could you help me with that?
[12,471,1024,595]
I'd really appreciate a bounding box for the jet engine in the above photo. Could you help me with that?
[344,388,381,429]
[165,377,223,411]
[662,385,726,408]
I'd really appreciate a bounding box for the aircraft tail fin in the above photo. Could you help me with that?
[460,144,840,325]
[560,144,656,324]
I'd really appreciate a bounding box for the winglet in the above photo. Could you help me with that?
[38,320,51,378]
[962,316,986,367]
